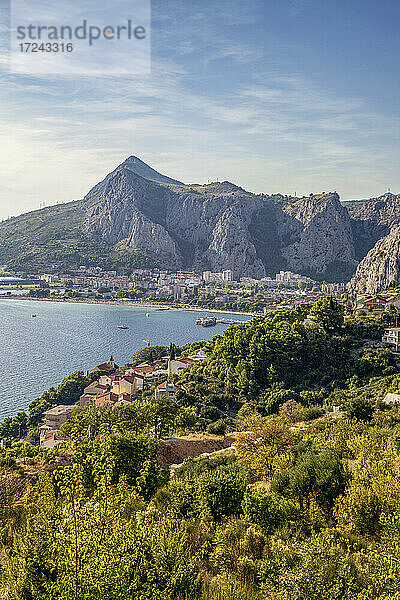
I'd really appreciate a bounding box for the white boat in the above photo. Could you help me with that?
[31,314,36,318]
[146,313,150,317]
[117,324,129,329]
[201,316,217,327]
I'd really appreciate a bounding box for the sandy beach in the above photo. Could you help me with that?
[0,294,258,317]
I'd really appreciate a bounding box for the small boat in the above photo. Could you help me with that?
[31,314,36,318]
[146,313,150,317]
[201,316,217,327]
[195,318,202,325]
[117,324,129,329]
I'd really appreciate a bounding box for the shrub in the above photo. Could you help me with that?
[345,397,374,422]
[242,489,298,532]
[207,419,228,435]
[302,406,325,421]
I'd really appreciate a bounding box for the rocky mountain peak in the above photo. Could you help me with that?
[119,155,184,186]
[277,192,356,277]
[0,155,387,281]
[79,161,361,280]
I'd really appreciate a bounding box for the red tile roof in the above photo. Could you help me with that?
[94,392,119,407]
[132,365,157,374]
[120,375,136,383]
[84,383,108,393]
[156,381,176,389]
[44,431,66,441]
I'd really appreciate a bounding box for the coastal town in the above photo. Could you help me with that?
[0,265,346,314]
[35,285,400,449]
[40,348,208,449]
[3,264,400,320]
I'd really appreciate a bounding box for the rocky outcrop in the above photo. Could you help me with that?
[278,193,356,275]
[348,193,400,260]
[206,196,265,278]
[1,154,396,282]
[347,224,400,294]
[82,161,359,280]
[84,168,180,263]
[83,166,266,278]
[349,193,400,230]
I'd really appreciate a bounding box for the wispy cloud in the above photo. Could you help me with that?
[0,0,399,218]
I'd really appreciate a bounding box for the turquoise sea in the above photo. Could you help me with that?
[0,299,252,419]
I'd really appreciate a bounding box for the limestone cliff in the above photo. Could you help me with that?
[84,168,180,264]
[83,168,264,278]
[82,161,357,280]
[348,193,400,260]
[347,225,400,295]
[278,193,356,277]
[0,155,390,281]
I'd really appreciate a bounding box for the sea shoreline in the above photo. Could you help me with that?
[0,294,258,317]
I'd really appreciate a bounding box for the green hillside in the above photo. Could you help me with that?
[1,301,400,598]
[0,200,155,273]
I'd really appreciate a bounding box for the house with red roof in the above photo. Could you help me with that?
[94,392,119,408]
[90,355,118,373]
[112,374,143,396]
[125,364,163,386]
[79,381,109,406]
[356,294,395,312]
[94,391,134,409]
[114,394,133,408]
[167,357,195,375]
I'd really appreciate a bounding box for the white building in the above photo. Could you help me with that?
[222,270,233,282]
[382,328,400,351]
[155,381,178,400]
[203,270,233,283]
[275,270,313,286]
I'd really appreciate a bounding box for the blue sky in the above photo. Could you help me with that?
[0,0,399,218]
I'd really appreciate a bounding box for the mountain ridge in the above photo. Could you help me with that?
[0,156,398,284]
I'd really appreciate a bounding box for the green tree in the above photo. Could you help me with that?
[242,488,298,532]
[148,395,180,439]
[309,297,344,334]
[236,416,297,481]
[272,448,348,511]
[345,397,374,422]
[130,345,170,366]
[103,434,168,499]
[169,342,177,360]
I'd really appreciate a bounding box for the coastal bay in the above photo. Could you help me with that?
[0,298,251,419]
